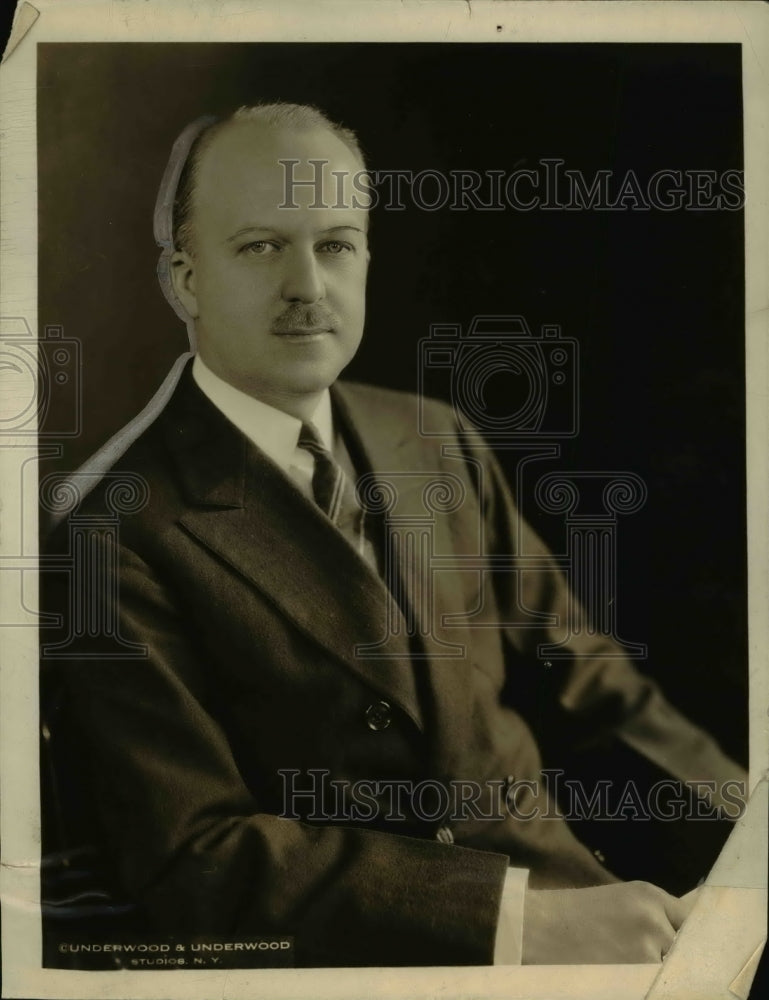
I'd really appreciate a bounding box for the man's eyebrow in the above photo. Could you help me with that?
[317,225,366,235]
[225,225,275,243]
[226,224,366,243]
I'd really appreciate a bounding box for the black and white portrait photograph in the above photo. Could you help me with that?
[0,3,766,999]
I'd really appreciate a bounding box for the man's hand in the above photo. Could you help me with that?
[522,881,699,964]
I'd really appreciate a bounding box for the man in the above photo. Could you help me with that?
[41,103,745,968]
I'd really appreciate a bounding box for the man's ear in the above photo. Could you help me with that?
[170,250,199,319]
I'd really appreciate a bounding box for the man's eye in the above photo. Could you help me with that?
[242,241,279,256]
[319,240,352,255]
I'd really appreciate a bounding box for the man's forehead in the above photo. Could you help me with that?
[194,119,369,218]
[197,120,361,183]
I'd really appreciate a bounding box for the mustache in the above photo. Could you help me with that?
[272,305,339,333]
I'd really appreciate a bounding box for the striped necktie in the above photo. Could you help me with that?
[298,422,353,524]
[298,423,383,573]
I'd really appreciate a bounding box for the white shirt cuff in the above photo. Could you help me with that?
[493,866,530,965]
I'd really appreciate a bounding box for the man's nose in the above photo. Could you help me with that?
[281,248,324,303]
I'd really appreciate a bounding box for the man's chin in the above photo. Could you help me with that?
[237,369,344,411]
[212,340,361,406]
[273,354,356,397]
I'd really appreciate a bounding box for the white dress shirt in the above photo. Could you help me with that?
[192,354,529,964]
[192,354,332,500]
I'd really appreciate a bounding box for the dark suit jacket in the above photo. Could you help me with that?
[40,367,742,967]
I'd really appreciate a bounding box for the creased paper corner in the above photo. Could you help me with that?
[2,2,39,65]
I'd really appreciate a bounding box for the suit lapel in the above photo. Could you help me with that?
[333,384,476,774]
[163,371,424,732]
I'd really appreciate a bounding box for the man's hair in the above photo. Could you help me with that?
[172,102,367,254]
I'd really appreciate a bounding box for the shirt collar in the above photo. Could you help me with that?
[192,354,333,472]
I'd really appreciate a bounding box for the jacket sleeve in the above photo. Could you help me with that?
[465,432,747,804]
[42,541,510,968]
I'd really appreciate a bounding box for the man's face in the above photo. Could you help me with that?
[171,121,369,413]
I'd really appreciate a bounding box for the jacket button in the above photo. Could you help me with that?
[365,700,392,732]
[435,825,454,845]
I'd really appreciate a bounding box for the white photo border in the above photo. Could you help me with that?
[1,2,767,998]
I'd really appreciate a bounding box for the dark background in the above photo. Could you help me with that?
[37,43,747,764]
